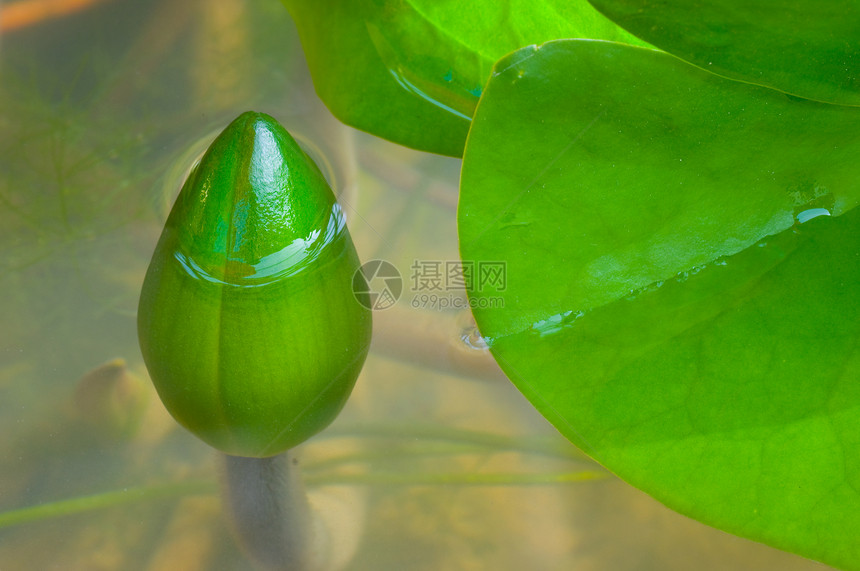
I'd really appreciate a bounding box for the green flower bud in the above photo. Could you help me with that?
[137,112,371,458]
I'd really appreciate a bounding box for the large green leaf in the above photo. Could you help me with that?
[282,0,647,156]
[587,0,860,106]
[459,40,860,568]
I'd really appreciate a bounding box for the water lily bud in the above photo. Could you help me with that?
[72,358,149,440]
[138,112,371,458]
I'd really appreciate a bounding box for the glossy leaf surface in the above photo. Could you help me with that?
[138,112,371,458]
[282,0,648,156]
[587,0,860,105]
[459,40,860,568]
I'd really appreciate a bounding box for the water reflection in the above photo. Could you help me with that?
[796,207,831,224]
[174,203,346,287]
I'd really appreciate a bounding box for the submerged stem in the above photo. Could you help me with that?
[221,451,316,571]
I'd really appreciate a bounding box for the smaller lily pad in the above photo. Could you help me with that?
[282,0,648,156]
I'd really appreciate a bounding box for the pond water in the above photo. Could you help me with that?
[0,1,837,569]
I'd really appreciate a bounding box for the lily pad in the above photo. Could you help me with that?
[459,40,860,568]
[282,0,647,156]
[587,0,860,106]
